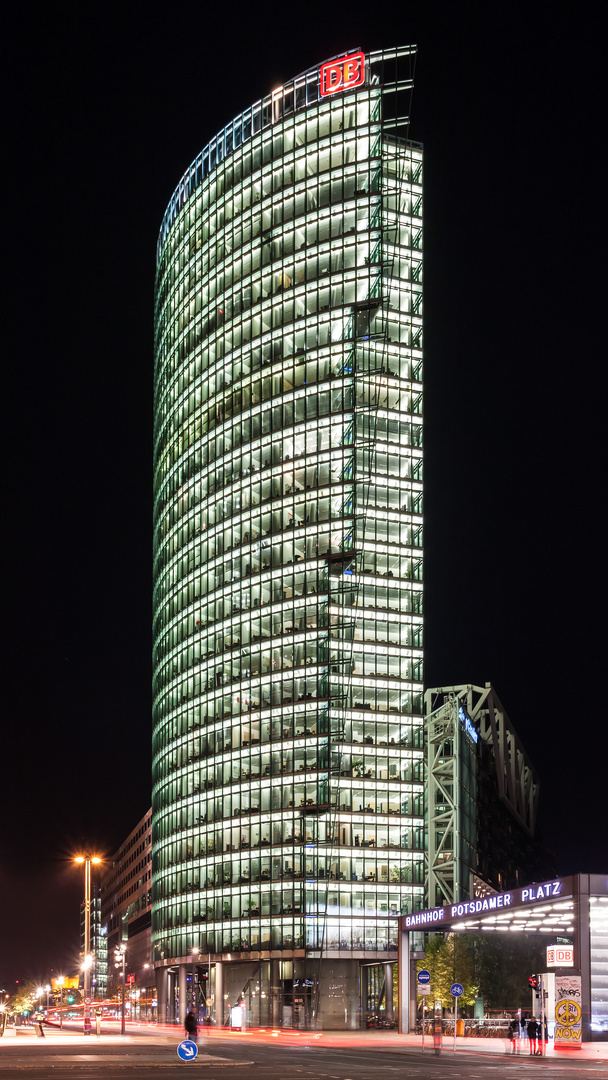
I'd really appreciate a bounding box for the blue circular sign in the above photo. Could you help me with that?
[451,983,464,997]
[417,969,431,984]
[177,1040,198,1061]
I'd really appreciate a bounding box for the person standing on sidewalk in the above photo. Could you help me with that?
[526,1017,538,1055]
[185,1010,198,1045]
[508,1017,518,1053]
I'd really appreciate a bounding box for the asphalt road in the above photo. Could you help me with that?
[0,1034,606,1080]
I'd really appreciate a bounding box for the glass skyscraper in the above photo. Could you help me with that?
[152,46,424,1028]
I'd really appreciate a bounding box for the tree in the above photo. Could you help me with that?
[469,932,547,1010]
[7,980,42,1017]
[419,934,478,1010]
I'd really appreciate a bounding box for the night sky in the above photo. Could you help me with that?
[2,1,607,989]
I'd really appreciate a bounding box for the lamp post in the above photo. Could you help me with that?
[36,987,43,1018]
[114,944,126,1036]
[57,977,65,1030]
[75,854,101,1035]
[45,985,51,1013]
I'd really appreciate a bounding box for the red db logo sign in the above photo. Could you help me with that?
[320,52,365,97]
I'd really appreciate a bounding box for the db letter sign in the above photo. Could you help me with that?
[547,944,574,967]
[320,52,365,97]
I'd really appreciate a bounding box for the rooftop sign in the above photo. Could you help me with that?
[459,705,479,744]
[320,52,365,97]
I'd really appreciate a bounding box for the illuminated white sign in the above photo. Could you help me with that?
[404,906,446,927]
[459,705,479,744]
[522,881,562,901]
[402,878,565,928]
[547,945,574,967]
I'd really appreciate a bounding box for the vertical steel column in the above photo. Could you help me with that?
[384,963,394,1022]
[398,925,410,1033]
[574,874,591,1042]
[167,971,175,1023]
[215,962,223,1028]
[156,967,167,1024]
[271,960,281,1027]
[178,965,187,1028]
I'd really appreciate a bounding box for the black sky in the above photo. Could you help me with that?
[2,1,607,988]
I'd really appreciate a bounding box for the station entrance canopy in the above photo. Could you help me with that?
[396,874,608,1041]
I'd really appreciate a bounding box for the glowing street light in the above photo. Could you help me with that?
[74,853,102,1035]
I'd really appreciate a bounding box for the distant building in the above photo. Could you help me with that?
[100,809,155,1018]
[79,875,106,999]
[425,683,556,909]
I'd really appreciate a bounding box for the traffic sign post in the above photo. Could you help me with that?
[450,983,464,1052]
[417,970,431,1051]
[177,1040,198,1062]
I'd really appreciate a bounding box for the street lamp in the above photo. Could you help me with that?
[45,985,51,1012]
[114,943,126,1036]
[74,853,101,1035]
[36,987,44,1017]
[57,977,65,1030]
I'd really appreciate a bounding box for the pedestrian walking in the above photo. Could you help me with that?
[185,1009,198,1045]
[526,1016,538,1055]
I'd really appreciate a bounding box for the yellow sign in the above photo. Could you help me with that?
[555,999,581,1026]
[51,976,79,991]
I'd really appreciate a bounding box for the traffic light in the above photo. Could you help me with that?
[528,975,540,996]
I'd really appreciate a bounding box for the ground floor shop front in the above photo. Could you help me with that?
[155,957,397,1030]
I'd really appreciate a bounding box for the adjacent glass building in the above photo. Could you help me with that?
[152,46,424,1028]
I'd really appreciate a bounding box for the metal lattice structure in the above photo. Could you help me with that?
[424,683,540,909]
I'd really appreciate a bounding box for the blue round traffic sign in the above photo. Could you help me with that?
[177,1040,198,1061]
[451,983,464,997]
[417,969,431,984]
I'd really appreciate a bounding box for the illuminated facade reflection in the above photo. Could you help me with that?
[152,46,424,1028]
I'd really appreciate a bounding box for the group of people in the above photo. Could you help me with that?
[508,1016,548,1054]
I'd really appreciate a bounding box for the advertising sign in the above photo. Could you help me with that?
[547,945,574,967]
[320,52,365,97]
[554,975,582,1048]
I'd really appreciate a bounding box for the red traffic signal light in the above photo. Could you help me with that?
[528,975,539,990]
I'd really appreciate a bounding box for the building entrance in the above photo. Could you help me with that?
[397,873,607,1043]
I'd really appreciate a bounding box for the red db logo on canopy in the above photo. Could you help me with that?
[320,52,365,97]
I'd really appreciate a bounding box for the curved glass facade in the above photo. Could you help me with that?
[152,46,424,1027]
